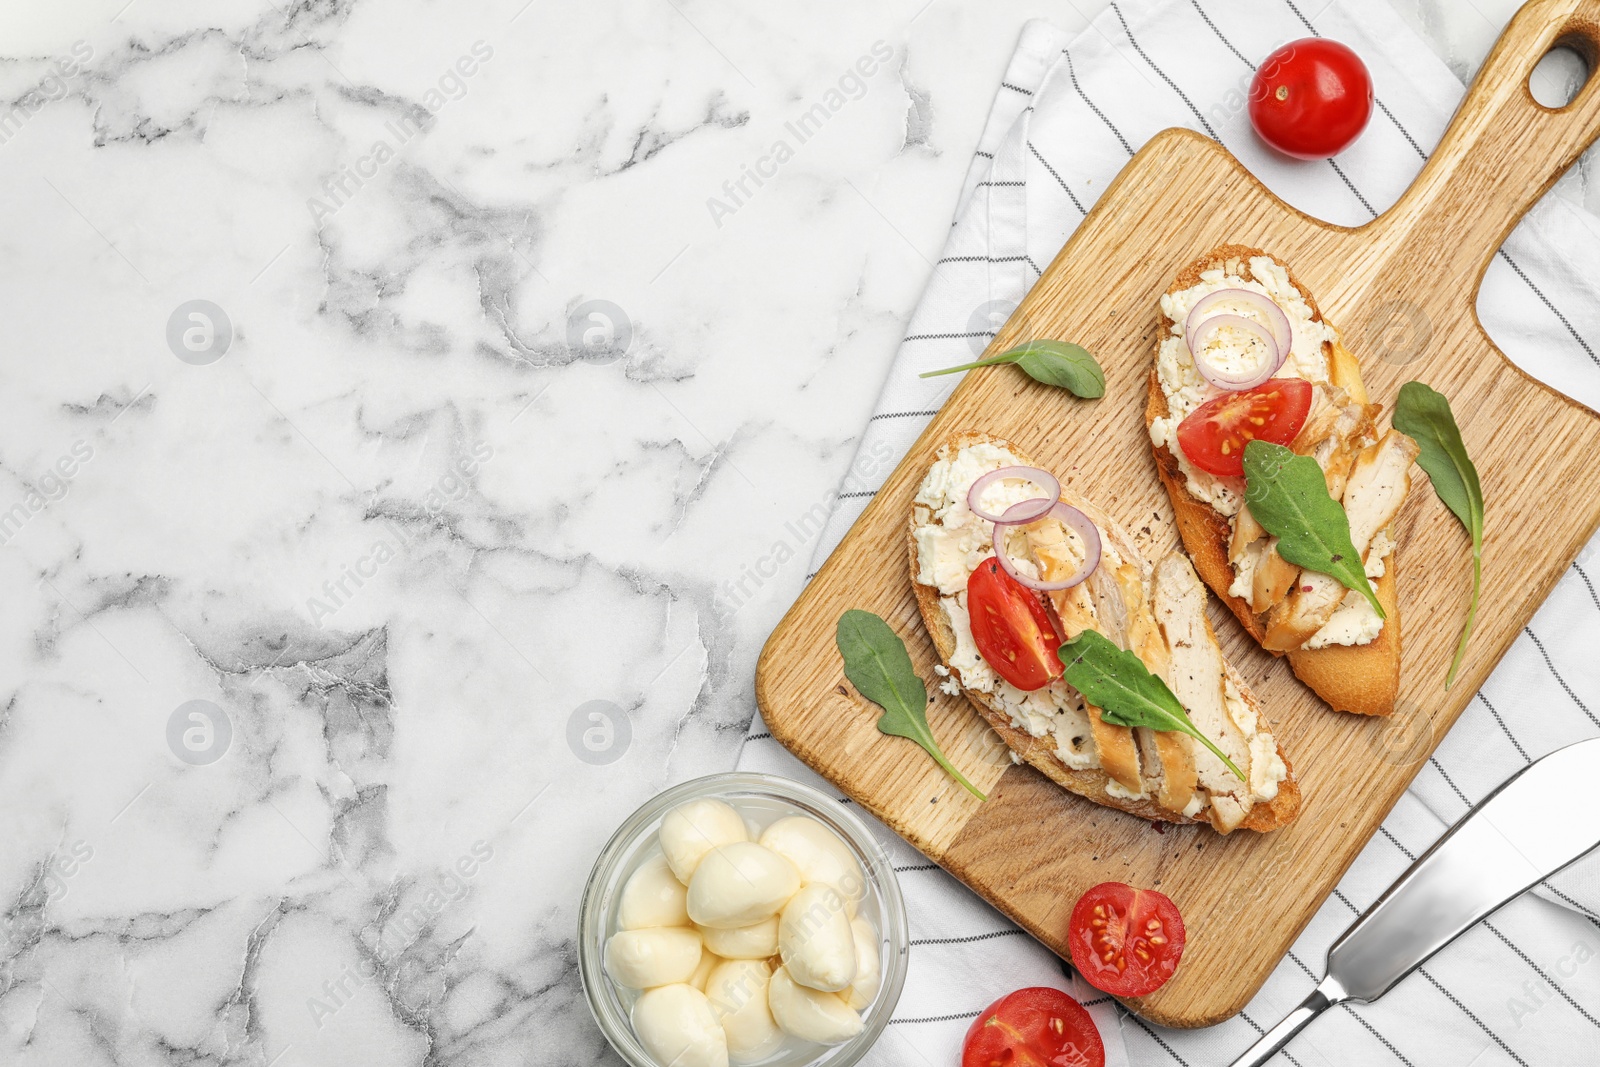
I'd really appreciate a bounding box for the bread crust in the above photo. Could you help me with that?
[908,431,1300,833]
[1286,567,1400,717]
[1144,244,1401,716]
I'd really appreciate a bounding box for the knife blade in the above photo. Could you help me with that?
[1229,736,1600,1067]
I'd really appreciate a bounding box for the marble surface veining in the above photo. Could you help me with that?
[0,1,1587,1064]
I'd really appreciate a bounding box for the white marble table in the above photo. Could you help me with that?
[0,1,1587,1064]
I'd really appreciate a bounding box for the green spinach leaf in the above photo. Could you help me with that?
[920,340,1105,399]
[1393,381,1484,687]
[1242,440,1384,618]
[1058,629,1244,781]
[835,610,986,800]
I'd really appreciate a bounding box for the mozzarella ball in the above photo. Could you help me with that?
[660,800,749,883]
[604,927,703,989]
[688,950,721,992]
[630,984,729,1067]
[777,885,857,992]
[687,843,800,929]
[619,853,690,930]
[758,817,866,916]
[843,918,882,1010]
[698,917,780,960]
[767,966,864,1045]
[705,959,784,1064]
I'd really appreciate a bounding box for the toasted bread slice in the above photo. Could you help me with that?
[1145,245,1402,716]
[909,431,1300,833]
[1286,567,1399,717]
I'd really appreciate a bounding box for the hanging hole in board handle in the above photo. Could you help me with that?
[1530,36,1594,109]
[1393,3,1600,298]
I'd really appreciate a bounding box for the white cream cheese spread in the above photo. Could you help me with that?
[913,440,1289,822]
[1147,256,1394,649]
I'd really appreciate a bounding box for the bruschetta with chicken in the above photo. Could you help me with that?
[1145,245,1417,716]
[909,431,1300,834]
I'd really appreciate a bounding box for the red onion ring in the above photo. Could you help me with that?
[966,465,1061,525]
[1185,314,1282,391]
[1186,288,1292,354]
[990,500,1101,591]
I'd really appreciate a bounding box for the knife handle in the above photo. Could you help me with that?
[1227,976,1347,1067]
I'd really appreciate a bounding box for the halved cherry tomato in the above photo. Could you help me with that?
[961,987,1105,1067]
[966,557,1065,692]
[1175,377,1312,477]
[1068,882,1186,998]
[1249,38,1373,160]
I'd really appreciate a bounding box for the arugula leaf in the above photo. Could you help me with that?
[919,340,1105,398]
[1058,629,1245,782]
[1242,440,1384,618]
[835,610,986,801]
[1393,381,1484,688]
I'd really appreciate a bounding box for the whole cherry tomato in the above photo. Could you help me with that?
[1249,38,1373,159]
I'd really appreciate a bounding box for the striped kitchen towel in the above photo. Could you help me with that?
[738,0,1600,1063]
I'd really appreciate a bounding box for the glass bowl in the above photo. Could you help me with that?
[578,772,909,1067]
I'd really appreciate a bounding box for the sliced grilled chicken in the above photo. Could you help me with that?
[1263,430,1419,650]
[1147,247,1415,716]
[1288,383,1346,456]
[1232,384,1378,616]
[1132,623,1199,816]
[1310,391,1377,504]
[1151,555,1254,832]
[1229,505,1266,563]
[1029,517,1203,815]
[911,431,1300,827]
[1024,521,1144,796]
[1342,430,1419,548]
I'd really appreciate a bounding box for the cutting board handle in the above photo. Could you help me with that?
[1382,0,1600,298]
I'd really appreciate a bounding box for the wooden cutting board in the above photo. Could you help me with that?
[755,0,1600,1029]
